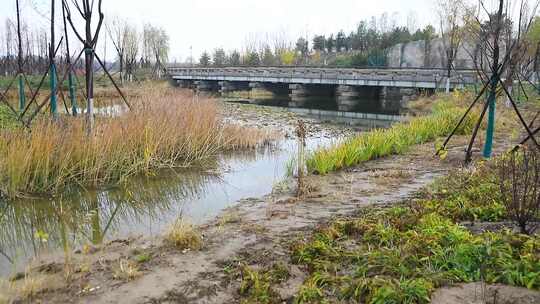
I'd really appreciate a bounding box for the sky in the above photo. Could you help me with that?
[0,0,438,62]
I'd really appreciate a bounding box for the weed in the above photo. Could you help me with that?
[0,273,49,302]
[164,218,203,251]
[239,265,281,304]
[133,254,151,264]
[112,259,142,281]
[238,263,290,304]
[219,212,241,226]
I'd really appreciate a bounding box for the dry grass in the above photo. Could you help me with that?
[112,259,142,282]
[0,88,276,199]
[0,273,50,302]
[219,211,242,226]
[164,218,203,250]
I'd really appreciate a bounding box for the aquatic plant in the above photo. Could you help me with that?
[306,101,479,175]
[0,88,276,199]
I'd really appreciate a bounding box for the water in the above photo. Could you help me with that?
[0,136,338,277]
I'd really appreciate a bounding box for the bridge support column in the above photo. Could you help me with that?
[288,84,309,108]
[195,80,218,95]
[219,81,238,95]
[173,80,192,88]
[336,85,361,111]
[379,87,418,113]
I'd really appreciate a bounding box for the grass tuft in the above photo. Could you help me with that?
[164,218,203,250]
[112,259,142,281]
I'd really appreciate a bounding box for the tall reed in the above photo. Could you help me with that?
[0,88,275,199]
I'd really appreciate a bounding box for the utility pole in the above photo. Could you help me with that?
[190,46,193,67]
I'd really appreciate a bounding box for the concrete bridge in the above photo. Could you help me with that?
[167,67,477,112]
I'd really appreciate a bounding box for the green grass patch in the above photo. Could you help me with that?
[238,263,291,304]
[0,105,18,129]
[306,102,479,175]
[289,166,539,303]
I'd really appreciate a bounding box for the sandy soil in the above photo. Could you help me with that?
[5,101,538,304]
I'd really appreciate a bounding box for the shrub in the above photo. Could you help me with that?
[498,147,540,234]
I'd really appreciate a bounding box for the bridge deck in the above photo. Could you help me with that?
[167,67,477,89]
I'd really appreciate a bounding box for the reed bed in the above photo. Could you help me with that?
[306,101,480,175]
[0,89,276,199]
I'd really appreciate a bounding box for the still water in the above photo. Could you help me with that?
[0,135,338,277]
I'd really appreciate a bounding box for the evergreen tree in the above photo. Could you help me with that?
[312,35,326,52]
[245,51,260,66]
[212,48,226,66]
[326,34,335,53]
[199,51,211,66]
[229,50,241,66]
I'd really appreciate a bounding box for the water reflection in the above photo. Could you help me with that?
[0,167,217,275]
[0,137,337,276]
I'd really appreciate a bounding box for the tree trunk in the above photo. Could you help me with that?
[62,0,77,116]
[85,14,94,135]
[483,0,504,159]
[119,54,124,84]
[50,0,58,118]
[16,0,25,111]
[445,48,453,94]
[534,42,540,94]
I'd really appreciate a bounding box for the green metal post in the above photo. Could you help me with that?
[18,73,25,111]
[50,63,58,117]
[483,77,497,158]
[68,72,77,116]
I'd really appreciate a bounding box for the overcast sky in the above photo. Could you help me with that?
[1,0,438,61]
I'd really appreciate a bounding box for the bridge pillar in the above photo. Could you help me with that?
[288,84,309,108]
[175,80,193,88]
[336,85,361,111]
[219,81,237,95]
[379,87,418,113]
[195,80,218,95]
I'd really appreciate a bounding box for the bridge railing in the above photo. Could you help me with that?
[166,67,478,86]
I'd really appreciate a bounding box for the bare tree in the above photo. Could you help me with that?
[144,25,169,79]
[438,0,540,162]
[498,147,540,235]
[106,17,127,84]
[124,24,138,82]
[63,0,105,134]
[437,0,466,93]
